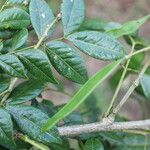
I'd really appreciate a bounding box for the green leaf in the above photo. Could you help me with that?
[129,53,145,71]
[14,139,32,150]
[50,138,70,150]
[84,138,104,150]
[106,15,150,38]
[0,30,15,39]
[79,18,107,31]
[104,22,122,32]
[7,105,62,145]
[0,108,16,149]
[16,48,57,83]
[34,100,57,117]
[0,42,3,51]
[0,8,30,30]
[140,74,150,100]
[115,134,150,150]
[62,0,85,35]
[6,28,28,51]
[0,77,10,93]
[45,41,88,84]
[1,39,13,54]
[42,60,122,131]
[29,0,55,39]
[0,54,27,78]
[63,111,84,125]
[67,31,125,60]
[100,132,124,145]
[83,94,101,122]
[103,132,150,150]
[8,80,45,104]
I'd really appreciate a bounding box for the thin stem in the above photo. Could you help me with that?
[35,13,62,49]
[104,39,136,117]
[9,46,35,55]
[110,55,150,118]
[51,37,64,41]
[18,133,50,150]
[126,46,150,59]
[0,78,18,104]
[121,65,139,73]
[0,89,9,97]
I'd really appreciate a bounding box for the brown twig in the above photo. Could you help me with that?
[58,119,150,136]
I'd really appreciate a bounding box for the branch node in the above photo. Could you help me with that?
[102,115,114,125]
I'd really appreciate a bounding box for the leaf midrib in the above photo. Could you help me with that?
[65,0,75,30]
[16,53,53,82]
[46,46,85,81]
[72,38,123,55]
[0,57,25,77]
[32,0,43,37]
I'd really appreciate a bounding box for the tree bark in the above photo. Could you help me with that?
[58,119,150,136]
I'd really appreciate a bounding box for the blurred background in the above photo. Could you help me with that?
[0,0,150,121]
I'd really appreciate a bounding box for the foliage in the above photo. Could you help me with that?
[0,0,150,149]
